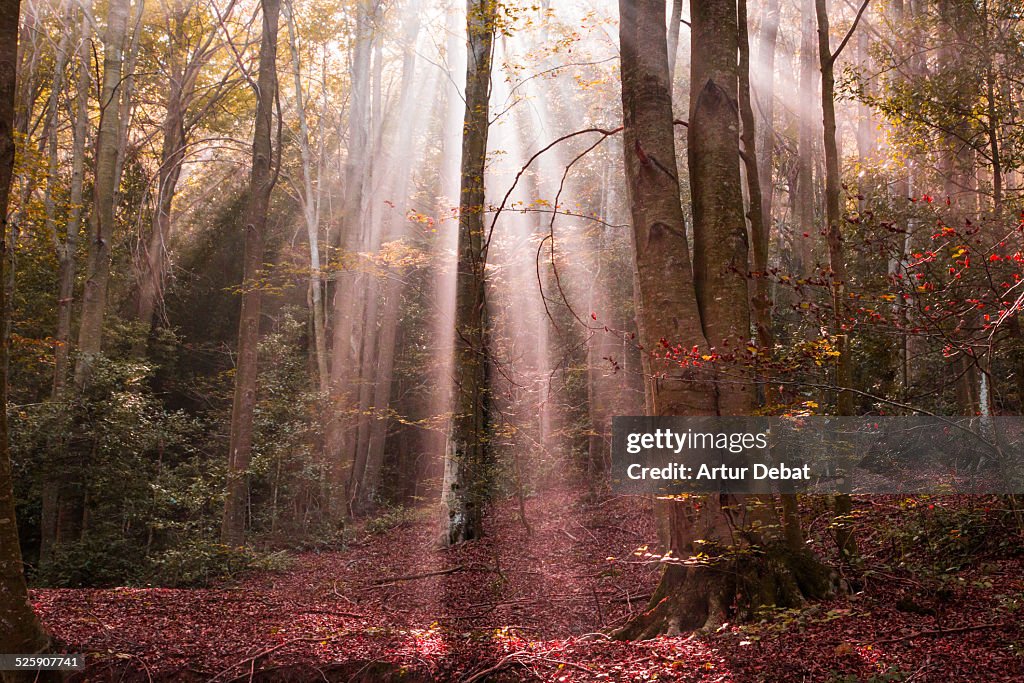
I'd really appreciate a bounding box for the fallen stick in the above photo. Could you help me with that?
[297,608,368,619]
[870,622,1004,645]
[371,565,465,585]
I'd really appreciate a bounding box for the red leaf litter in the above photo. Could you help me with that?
[32,489,1024,681]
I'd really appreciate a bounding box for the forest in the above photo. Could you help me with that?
[1,0,1023,680]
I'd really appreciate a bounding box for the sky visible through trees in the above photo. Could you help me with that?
[0,0,1023,680]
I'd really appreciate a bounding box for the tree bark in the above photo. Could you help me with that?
[326,0,374,522]
[755,0,779,233]
[738,0,772,350]
[41,0,92,570]
[73,0,130,387]
[284,0,329,393]
[0,0,52,662]
[360,12,422,510]
[815,0,854,417]
[690,0,753,415]
[441,0,497,546]
[667,0,683,84]
[221,0,281,547]
[616,0,831,640]
[816,0,862,567]
[51,4,89,399]
[794,0,817,278]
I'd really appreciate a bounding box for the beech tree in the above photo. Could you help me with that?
[441,0,498,545]
[222,0,281,547]
[0,0,51,662]
[616,0,831,638]
[73,0,130,387]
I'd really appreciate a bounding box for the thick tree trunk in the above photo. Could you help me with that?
[441,0,497,546]
[0,0,52,661]
[73,0,130,386]
[620,0,714,418]
[690,0,753,415]
[221,0,280,547]
[616,0,831,640]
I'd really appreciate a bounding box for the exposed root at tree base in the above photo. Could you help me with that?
[614,545,835,640]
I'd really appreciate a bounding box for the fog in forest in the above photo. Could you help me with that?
[1,0,1023,680]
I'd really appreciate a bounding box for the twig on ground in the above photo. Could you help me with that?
[869,622,1004,644]
[370,565,466,585]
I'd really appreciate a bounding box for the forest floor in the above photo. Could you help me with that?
[32,487,1024,682]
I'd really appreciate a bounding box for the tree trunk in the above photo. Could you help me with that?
[0,0,52,661]
[755,0,779,236]
[326,0,374,522]
[441,0,497,546]
[690,0,754,415]
[815,0,854,418]
[360,12,422,509]
[285,0,328,393]
[794,0,817,278]
[738,0,772,351]
[666,0,683,84]
[221,0,280,547]
[136,0,222,336]
[73,0,130,386]
[51,5,89,399]
[816,0,862,567]
[135,85,186,334]
[616,0,831,640]
[41,1,91,569]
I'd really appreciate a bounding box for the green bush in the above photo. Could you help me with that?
[364,505,419,535]
[40,539,144,588]
[145,539,292,587]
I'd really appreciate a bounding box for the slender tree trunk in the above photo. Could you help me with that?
[112,1,143,197]
[360,13,422,508]
[221,0,281,547]
[738,0,771,350]
[855,26,874,160]
[51,5,89,399]
[794,0,817,278]
[815,0,854,417]
[816,0,861,566]
[755,0,779,231]
[41,2,91,569]
[667,0,683,84]
[0,0,52,661]
[441,0,497,546]
[136,0,221,335]
[135,87,186,333]
[73,0,130,386]
[284,0,328,393]
[326,0,373,521]
[348,14,390,513]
